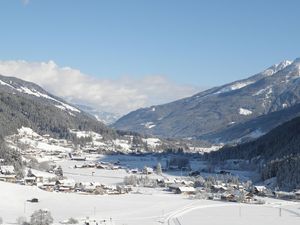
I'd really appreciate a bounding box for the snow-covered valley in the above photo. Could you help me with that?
[1,127,300,225]
[1,181,300,225]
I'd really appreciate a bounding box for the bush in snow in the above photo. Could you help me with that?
[194,176,206,187]
[30,209,53,225]
[17,216,29,225]
[66,218,78,224]
[55,165,63,178]
[168,156,190,170]
[124,175,138,186]
[123,175,157,188]
[0,217,3,225]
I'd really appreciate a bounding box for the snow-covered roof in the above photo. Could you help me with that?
[0,165,15,174]
[26,168,57,179]
[254,186,267,192]
[59,179,76,188]
[178,187,195,192]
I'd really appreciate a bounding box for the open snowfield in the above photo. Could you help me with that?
[57,155,257,186]
[56,155,166,185]
[1,181,299,225]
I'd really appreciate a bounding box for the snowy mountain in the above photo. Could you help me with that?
[0,74,200,156]
[0,74,112,139]
[75,104,121,125]
[113,58,300,143]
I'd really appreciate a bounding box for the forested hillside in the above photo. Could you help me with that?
[0,74,116,140]
[206,116,300,190]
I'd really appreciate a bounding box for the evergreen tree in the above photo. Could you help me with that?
[156,162,162,175]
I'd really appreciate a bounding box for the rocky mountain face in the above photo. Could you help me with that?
[113,58,300,143]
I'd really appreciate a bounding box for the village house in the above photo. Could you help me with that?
[221,192,237,202]
[244,192,255,203]
[253,186,267,196]
[0,165,16,183]
[38,181,56,191]
[168,183,183,192]
[56,179,76,192]
[143,167,154,175]
[175,186,196,195]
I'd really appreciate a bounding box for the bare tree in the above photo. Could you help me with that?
[30,209,53,225]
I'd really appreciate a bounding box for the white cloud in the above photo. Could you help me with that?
[21,0,30,5]
[0,60,201,115]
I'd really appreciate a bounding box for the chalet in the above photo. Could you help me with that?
[143,167,154,174]
[244,192,254,203]
[212,185,228,193]
[168,183,183,192]
[87,163,96,168]
[162,178,175,187]
[96,164,108,169]
[26,169,57,183]
[0,165,16,182]
[71,156,86,161]
[180,180,194,186]
[253,186,267,196]
[56,179,76,192]
[39,181,56,191]
[221,192,237,202]
[175,186,196,195]
[0,174,16,182]
[69,153,86,161]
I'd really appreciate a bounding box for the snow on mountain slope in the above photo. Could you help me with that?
[0,76,80,113]
[239,108,253,116]
[0,74,115,140]
[113,58,300,143]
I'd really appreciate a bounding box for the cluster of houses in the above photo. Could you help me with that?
[155,176,300,203]
[73,161,122,170]
[22,166,132,195]
[37,179,131,195]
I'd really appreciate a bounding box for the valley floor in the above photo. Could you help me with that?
[0,181,299,225]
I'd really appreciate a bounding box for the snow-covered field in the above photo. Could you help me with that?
[1,181,299,225]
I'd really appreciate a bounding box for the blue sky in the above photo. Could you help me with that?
[0,0,299,114]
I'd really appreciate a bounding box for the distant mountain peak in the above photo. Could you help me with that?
[113,57,300,144]
[262,60,292,76]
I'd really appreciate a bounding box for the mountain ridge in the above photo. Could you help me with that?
[113,58,300,143]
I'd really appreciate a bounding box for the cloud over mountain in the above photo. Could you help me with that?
[0,60,199,114]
